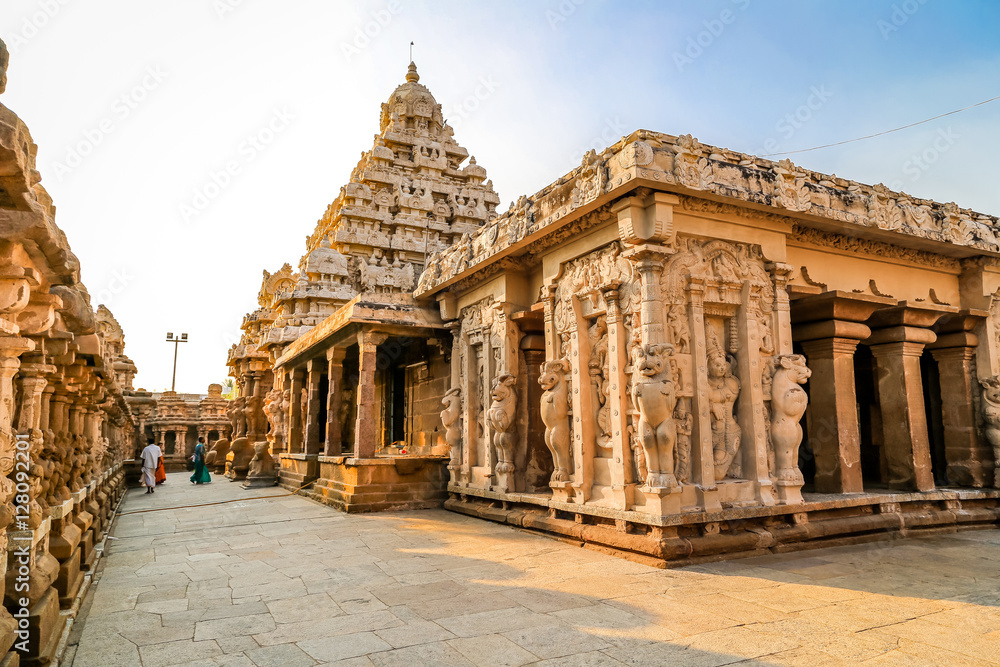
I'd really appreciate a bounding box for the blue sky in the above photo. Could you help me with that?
[1,0,997,392]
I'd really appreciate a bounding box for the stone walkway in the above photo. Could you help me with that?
[68,472,1000,666]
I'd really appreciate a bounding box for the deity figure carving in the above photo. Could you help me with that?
[667,305,690,353]
[205,438,231,473]
[263,389,284,443]
[245,393,266,439]
[708,335,742,480]
[225,437,253,480]
[228,397,247,439]
[487,373,517,474]
[588,317,611,448]
[770,355,811,484]
[980,375,1000,488]
[674,403,693,484]
[538,360,572,483]
[246,441,276,479]
[630,343,679,489]
[440,388,462,471]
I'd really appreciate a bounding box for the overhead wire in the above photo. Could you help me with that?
[759,94,1000,157]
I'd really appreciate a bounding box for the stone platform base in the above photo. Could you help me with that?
[445,486,1000,567]
[303,455,448,513]
[277,453,319,490]
[242,476,278,489]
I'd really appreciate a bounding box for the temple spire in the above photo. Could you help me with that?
[406,61,419,83]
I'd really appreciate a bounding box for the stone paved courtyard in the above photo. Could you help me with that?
[67,472,1000,666]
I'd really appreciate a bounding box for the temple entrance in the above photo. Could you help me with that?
[921,351,948,486]
[164,431,176,456]
[318,373,329,451]
[854,345,885,489]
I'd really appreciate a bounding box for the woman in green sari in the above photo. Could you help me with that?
[190,436,212,484]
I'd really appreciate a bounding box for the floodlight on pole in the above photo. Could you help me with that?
[165,332,188,392]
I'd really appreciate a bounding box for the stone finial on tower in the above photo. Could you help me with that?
[406,61,419,83]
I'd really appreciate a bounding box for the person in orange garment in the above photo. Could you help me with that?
[155,454,166,484]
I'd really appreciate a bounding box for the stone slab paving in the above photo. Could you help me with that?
[68,472,1000,666]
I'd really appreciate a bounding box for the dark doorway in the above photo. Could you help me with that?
[318,374,329,450]
[920,351,947,486]
[854,345,886,488]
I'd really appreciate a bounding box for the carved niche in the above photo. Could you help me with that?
[658,238,778,483]
[550,244,642,483]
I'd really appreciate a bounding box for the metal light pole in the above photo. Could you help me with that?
[165,332,188,392]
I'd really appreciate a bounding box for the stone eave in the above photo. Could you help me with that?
[415,128,999,299]
[275,292,445,369]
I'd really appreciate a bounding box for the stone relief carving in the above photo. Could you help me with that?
[440,387,462,473]
[773,159,811,212]
[673,134,713,190]
[707,332,742,481]
[770,355,811,484]
[980,375,1000,489]
[630,343,679,489]
[538,360,572,483]
[487,373,517,476]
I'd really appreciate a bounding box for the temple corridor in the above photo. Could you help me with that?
[67,473,1000,666]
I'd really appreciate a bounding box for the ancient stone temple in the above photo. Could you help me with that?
[229,62,498,507]
[417,131,1000,562]
[0,38,130,665]
[127,385,231,469]
[230,62,1000,561]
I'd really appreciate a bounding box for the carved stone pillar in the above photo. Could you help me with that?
[928,310,991,487]
[685,278,721,512]
[304,358,323,456]
[566,305,593,504]
[355,331,388,459]
[287,368,305,454]
[793,291,894,493]
[866,303,956,491]
[325,347,347,456]
[602,284,636,509]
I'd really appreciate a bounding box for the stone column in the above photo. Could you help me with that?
[304,358,323,456]
[602,284,635,509]
[325,347,347,456]
[792,291,894,493]
[685,278,721,512]
[287,368,305,454]
[866,303,956,491]
[354,331,388,459]
[928,310,991,487]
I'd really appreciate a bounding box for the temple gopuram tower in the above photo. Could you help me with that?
[227,63,500,484]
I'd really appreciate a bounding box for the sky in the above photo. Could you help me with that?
[1,0,998,393]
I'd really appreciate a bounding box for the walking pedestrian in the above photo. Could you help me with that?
[190,436,212,484]
[140,437,162,494]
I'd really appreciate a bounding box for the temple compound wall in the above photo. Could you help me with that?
[0,39,133,665]
[415,130,1000,565]
[128,386,231,470]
